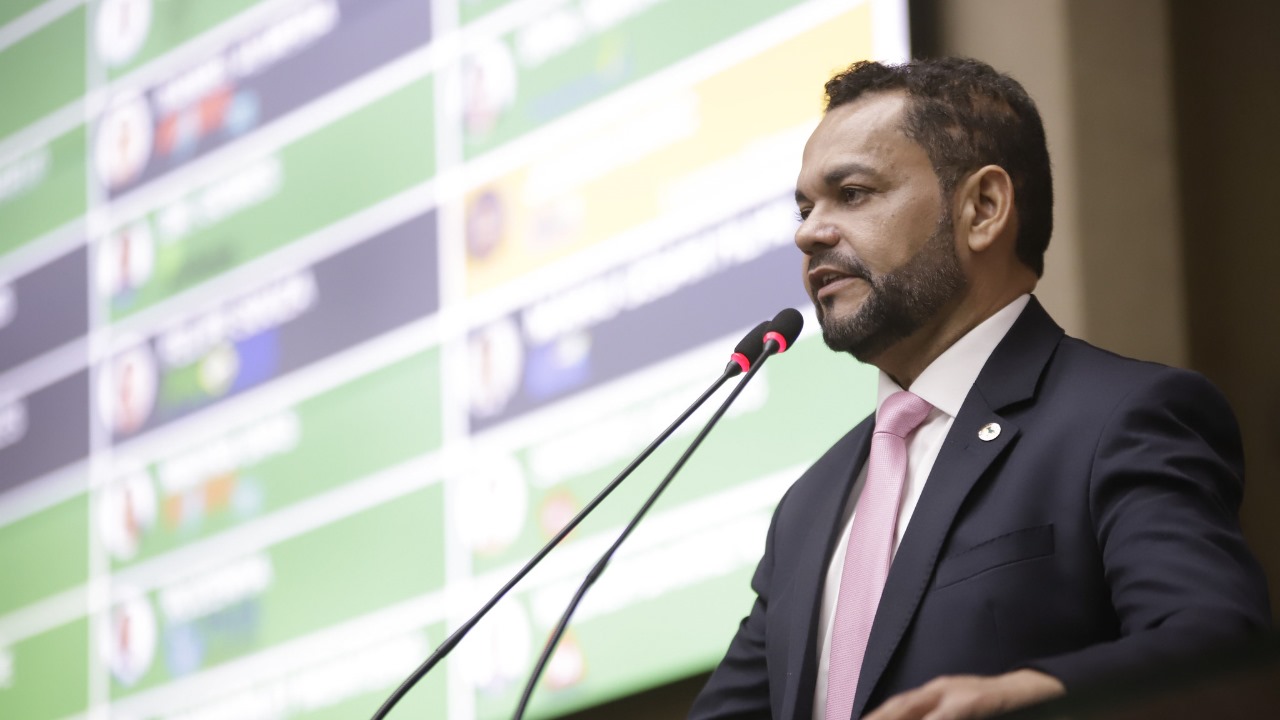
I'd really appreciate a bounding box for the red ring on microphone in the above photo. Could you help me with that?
[730,353,750,373]
[763,330,788,353]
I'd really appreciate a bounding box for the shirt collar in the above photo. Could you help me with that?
[875,294,1031,418]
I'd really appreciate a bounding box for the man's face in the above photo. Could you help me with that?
[794,91,967,361]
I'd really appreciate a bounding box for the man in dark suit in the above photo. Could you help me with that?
[690,58,1270,720]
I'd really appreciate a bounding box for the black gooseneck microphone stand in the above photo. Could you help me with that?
[508,309,802,720]
[368,321,771,720]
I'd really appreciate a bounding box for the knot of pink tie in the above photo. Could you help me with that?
[875,390,935,440]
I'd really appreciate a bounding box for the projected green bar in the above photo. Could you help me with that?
[0,617,89,720]
[311,626,447,720]
[0,126,86,259]
[475,568,759,720]
[108,75,436,320]
[564,569,759,708]
[459,0,513,25]
[0,492,88,616]
[470,336,875,575]
[0,5,84,140]
[464,0,799,158]
[0,0,48,28]
[102,0,263,79]
[112,481,446,698]
[115,348,444,568]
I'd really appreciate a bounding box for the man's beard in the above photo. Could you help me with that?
[814,211,967,361]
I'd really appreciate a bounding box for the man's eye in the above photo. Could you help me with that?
[841,187,865,203]
[795,208,810,222]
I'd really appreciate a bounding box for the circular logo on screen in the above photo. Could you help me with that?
[545,631,586,690]
[99,469,158,561]
[537,489,580,540]
[101,591,157,687]
[0,400,27,452]
[463,600,531,695]
[458,453,528,556]
[98,342,159,437]
[96,219,155,298]
[468,318,524,419]
[465,189,507,262]
[0,646,13,689]
[197,342,240,396]
[463,38,517,140]
[95,96,154,191]
[0,284,15,330]
[95,0,153,67]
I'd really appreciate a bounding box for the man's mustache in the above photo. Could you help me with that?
[808,249,873,283]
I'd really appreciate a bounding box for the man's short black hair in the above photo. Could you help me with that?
[825,58,1053,277]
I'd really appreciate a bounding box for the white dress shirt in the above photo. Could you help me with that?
[812,295,1030,719]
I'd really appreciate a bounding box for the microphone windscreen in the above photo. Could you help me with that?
[734,321,770,360]
[768,308,804,347]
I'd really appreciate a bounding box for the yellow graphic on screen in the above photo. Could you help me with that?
[465,3,873,294]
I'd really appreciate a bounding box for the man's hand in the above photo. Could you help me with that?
[862,669,1065,720]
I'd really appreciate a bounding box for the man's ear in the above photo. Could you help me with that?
[954,165,1014,255]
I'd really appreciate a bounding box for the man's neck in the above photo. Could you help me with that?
[873,288,1032,389]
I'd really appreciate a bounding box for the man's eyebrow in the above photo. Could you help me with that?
[823,161,878,187]
[796,161,882,205]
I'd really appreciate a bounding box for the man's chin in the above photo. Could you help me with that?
[822,330,895,363]
[819,310,905,362]
[815,296,860,328]
[819,312,866,354]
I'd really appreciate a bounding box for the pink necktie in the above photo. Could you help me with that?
[824,391,933,720]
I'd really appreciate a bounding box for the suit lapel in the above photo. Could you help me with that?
[850,297,1064,718]
[780,419,874,720]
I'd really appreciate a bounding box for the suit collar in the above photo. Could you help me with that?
[849,295,1064,717]
[889,294,1032,418]
[971,295,1064,411]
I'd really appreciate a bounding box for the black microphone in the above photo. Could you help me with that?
[509,309,804,719]
[369,320,773,720]
[728,320,770,375]
[760,306,803,357]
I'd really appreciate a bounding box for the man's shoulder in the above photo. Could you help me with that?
[1045,334,1229,413]
[1007,331,1243,472]
[1003,299,1202,400]
[985,297,1226,413]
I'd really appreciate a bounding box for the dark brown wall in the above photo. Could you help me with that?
[1170,0,1280,614]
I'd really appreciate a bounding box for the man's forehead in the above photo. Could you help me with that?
[804,91,911,160]
[795,90,940,197]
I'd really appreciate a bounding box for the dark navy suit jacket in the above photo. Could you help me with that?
[690,297,1270,720]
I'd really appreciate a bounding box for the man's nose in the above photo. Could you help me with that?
[795,212,840,254]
